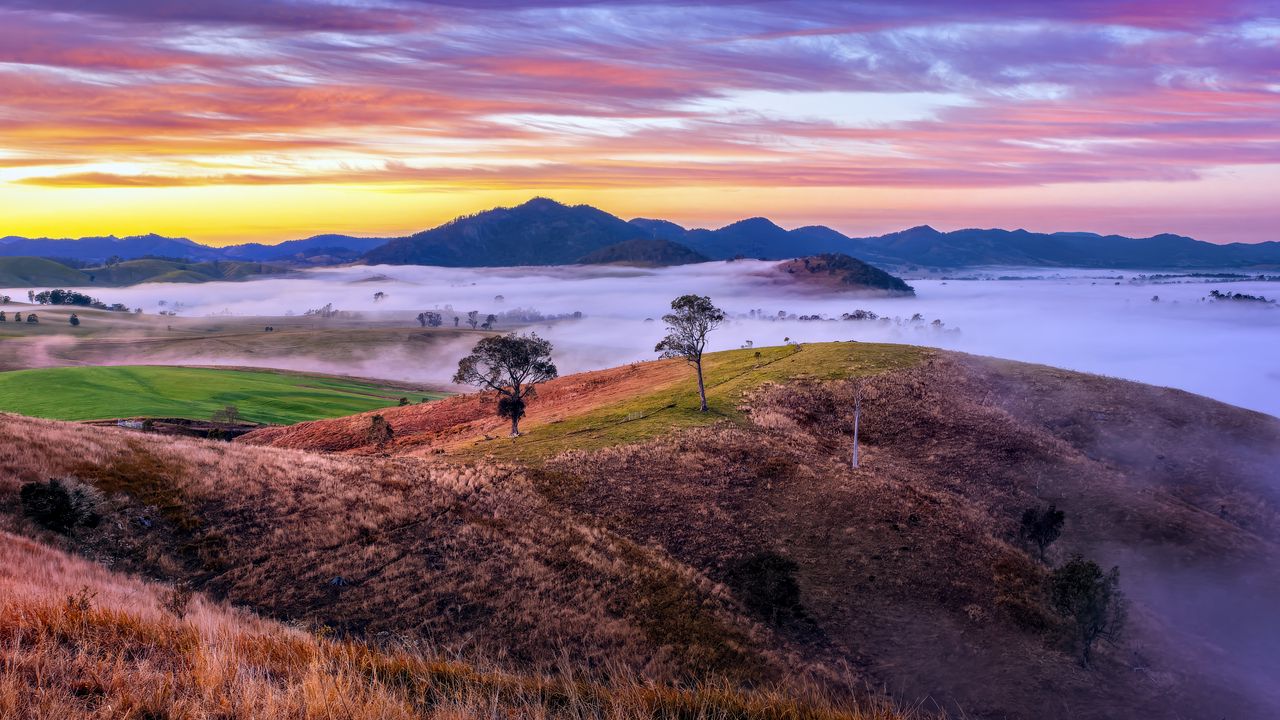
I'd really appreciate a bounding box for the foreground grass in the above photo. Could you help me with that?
[466,342,927,463]
[0,530,908,719]
[0,365,445,424]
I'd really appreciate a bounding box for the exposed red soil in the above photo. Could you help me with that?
[240,358,691,453]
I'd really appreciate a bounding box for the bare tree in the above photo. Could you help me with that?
[655,295,725,412]
[453,333,557,436]
[851,382,862,468]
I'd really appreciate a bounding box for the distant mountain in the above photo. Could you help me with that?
[8,199,1280,270]
[628,217,687,240]
[220,234,390,263]
[847,225,1280,269]
[0,234,221,263]
[364,197,648,266]
[577,238,709,267]
[0,232,388,266]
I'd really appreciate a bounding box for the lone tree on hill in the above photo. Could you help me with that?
[68,313,80,327]
[1051,556,1127,666]
[454,333,557,436]
[655,294,725,412]
[1019,504,1065,562]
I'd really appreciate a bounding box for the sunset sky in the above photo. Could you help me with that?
[1,0,1277,245]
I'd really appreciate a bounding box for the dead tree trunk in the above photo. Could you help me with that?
[852,385,861,469]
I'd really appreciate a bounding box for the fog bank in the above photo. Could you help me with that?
[24,261,1280,417]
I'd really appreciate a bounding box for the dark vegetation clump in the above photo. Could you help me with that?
[726,551,804,626]
[19,477,102,535]
[368,414,394,447]
[1050,555,1127,666]
[1019,504,1065,562]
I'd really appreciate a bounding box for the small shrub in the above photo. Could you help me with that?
[398,396,409,406]
[64,585,97,614]
[368,414,394,447]
[162,581,195,619]
[1019,504,1064,563]
[19,477,102,534]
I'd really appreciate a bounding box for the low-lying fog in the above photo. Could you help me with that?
[41,261,1280,417]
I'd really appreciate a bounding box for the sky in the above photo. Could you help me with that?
[1,0,1278,245]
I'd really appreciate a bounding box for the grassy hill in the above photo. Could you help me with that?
[2,344,1279,718]
[240,343,1280,719]
[0,256,286,288]
[0,256,95,287]
[0,365,443,423]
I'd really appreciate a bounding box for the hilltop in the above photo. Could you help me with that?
[774,254,915,295]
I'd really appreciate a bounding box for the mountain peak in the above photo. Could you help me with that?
[517,197,570,211]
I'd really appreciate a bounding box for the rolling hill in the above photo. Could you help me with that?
[0,342,1266,717]
[0,256,287,287]
[0,256,95,286]
[237,343,1280,719]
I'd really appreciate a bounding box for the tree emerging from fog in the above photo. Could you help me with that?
[453,333,557,436]
[1051,556,1127,666]
[655,294,725,412]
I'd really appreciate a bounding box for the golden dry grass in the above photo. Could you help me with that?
[0,530,910,719]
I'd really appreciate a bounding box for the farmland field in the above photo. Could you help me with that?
[0,365,445,424]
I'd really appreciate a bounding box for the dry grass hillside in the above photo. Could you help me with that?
[242,342,1280,719]
[0,529,906,719]
[4,341,1279,719]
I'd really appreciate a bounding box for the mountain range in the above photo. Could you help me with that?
[5,198,1278,270]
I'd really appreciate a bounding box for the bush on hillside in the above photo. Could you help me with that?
[19,477,103,535]
[1019,504,1065,562]
[1051,555,1127,666]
